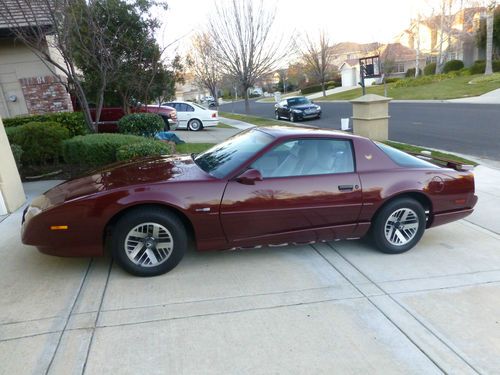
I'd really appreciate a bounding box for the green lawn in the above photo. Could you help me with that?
[175,143,215,154]
[317,74,500,101]
[383,141,477,166]
[219,112,282,126]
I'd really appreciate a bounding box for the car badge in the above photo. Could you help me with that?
[365,154,373,160]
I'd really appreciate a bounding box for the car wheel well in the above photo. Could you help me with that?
[103,203,195,251]
[375,192,433,226]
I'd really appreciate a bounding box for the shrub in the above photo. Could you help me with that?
[6,122,70,165]
[405,68,422,77]
[385,77,403,84]
[116,140,174,161]
[443,60,464,73]
[117,113,164,137]
[10,144,23,170]
[424,62,436,75]
[470,60,485,74]
[62,133,145,167]
[301,83,328,95]
[3,112,87,137]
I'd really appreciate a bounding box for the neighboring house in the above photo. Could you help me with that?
[175,72,204,101]
[340,59,379,88]
[329,42,380,70]
[0,0,73,118]
[396,7,485,67]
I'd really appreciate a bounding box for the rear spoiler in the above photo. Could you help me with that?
[410,150,475,171]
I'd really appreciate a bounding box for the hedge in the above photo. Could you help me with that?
[301,81,338,95]
[3,112,87,137]
[443,60,464,73]
[469,60,500,74]
[405,68,422,77]
[62,133,146,167]
[10,144,23,170]
[117,113,164,137]
[116,140,174,161]
[6,122,70,165]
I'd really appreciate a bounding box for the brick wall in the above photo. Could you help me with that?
[19,75,73,115]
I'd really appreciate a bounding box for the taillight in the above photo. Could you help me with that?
[212,112,217,118]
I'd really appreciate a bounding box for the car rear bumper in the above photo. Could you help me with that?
[203,119,219,127]
[429,207,475,228]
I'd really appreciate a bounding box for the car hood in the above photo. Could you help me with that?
[290,104,319,110]
[44,155,211,206]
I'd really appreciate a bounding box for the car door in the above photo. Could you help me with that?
[220,138,363,247]
[278,99,288,118]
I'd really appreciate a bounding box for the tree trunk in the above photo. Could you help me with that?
[244,89,250,114]
[485,11,494,75]
[73,81,96,133]
[321,81,326,97]
[94,80,106,131]
[436,0,446,74]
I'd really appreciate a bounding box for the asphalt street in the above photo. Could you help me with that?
[220,100,500,161]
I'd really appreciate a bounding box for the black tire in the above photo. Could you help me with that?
[289,113,295,122]
[371,198,426,254]
[275,111,280,120]
[111,207,187,276]
[188,119,203,131]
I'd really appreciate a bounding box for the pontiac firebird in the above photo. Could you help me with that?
[22,126,478,276]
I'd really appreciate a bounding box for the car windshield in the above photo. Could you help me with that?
[376,142,438,168]
[194,129,275,178]
[288,97,311,106]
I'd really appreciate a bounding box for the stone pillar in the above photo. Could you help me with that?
[0,116,25,214]
[350,94,391,141]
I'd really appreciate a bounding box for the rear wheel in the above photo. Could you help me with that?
[188,119,203,131]
[275,111,280,120]
[111,208,186,276]
[372,198,425,254]
[161,116,170,131]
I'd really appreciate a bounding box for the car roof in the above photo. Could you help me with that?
[256,126,363,140]
[284,96,306,100]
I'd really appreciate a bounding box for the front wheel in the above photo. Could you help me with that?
[111,208,187,276]
[289,113,296,122]
[275,111,280,120]
[371,198,426,254]
[188,119,203,131]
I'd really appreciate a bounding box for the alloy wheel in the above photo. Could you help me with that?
[124,222,174,267]
[384,208,419,246]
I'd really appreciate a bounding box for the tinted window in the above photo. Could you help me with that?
[287,97,311,106]
[194,129,275,178]
[251,139,355,178]
[185,104,195,112]
[376,142,438,168]
[163,102,174,109]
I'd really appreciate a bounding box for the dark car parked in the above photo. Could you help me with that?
[275,96,321,122]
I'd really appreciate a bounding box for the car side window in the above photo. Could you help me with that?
[251,139,355,178]
[185,104,195,112]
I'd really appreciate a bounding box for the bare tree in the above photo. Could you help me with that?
[0,0,98,131]
[299,30,334,97]
[187,32,222,103]
[207,0,290,113]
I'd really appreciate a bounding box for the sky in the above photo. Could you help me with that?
[156,0,449,59]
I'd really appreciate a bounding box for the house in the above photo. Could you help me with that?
[396,7,485,67]
[340,59,379,88]
[0,0,72,119]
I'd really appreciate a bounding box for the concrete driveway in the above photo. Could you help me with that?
[1,166,500,375]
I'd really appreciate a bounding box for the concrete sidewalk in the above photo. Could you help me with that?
[447,87,500,104]
[1,153,500,374]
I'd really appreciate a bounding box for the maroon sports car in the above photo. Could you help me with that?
[22,126,478,276]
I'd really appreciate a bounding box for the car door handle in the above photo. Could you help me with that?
[338,185,354,191]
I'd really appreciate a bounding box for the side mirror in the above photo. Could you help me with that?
[236,169,263,185]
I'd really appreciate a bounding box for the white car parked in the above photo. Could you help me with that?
[161,101,219,131]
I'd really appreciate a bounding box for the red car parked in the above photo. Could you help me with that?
[90,105,178,132]
[22,126,477,276]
